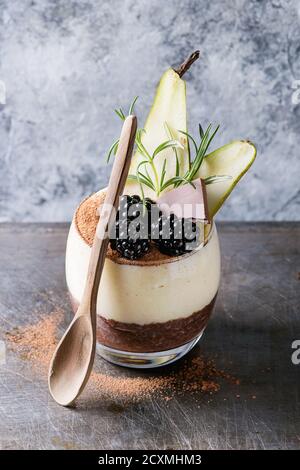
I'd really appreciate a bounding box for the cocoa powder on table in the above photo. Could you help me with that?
[6,308,64,367]
[5,310,239,403]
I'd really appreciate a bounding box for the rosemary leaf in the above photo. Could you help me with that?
[106,138,119,163]
[204,175,232,184]
[152,140,183,159]
[161,176,196,192]
[135,130,152,160]
[139,170,155,189]
[114,108,125,121]
[127,174,154,190]
[128,96,138,115]
[160,158,167,188]
[179,130,198,156]
[199,123,204,139]
[136,160,153,198]
[145,166,152,183]
[204,125,220,157]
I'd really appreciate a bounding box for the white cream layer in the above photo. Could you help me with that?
[65,213,221,325]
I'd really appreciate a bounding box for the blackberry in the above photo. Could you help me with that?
[109,194,151,260]
[156,214,201,257]
[115,238,150,260]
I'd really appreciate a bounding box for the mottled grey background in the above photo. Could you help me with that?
[0,0,299,222]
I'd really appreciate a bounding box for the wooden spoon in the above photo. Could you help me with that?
[48,115,137,406]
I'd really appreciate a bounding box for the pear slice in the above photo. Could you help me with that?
[197,140,257,218]
[125,68,189,199]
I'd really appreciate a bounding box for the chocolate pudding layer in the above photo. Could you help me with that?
[70,295,217,353]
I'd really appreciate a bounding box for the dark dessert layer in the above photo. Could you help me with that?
[70,295,217,353]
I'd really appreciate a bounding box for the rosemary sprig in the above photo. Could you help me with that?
[133,128,183,195]
[106,97,226,200]
[106,97,184,196]
[107,96,139,162]
[178,123,220,186]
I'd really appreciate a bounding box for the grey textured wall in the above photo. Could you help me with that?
[0,0,299,222]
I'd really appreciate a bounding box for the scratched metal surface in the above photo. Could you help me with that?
[0,222,299,450]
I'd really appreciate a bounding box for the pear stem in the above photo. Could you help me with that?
[174,50,200,78]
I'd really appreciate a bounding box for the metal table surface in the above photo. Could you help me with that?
[0,222,299,450]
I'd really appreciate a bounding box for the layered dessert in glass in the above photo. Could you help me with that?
[65,51,256,368]
[66,190,220,367]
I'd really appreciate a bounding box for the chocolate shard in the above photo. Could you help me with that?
[157,178,209,221]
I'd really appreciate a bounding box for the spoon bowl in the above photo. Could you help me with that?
[49,315,94,406]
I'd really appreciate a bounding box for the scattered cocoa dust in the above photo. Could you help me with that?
[6,308,64,368]
[88,356,239,403]
[6,311,239,403]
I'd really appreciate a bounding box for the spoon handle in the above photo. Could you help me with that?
[79,115,137,315]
